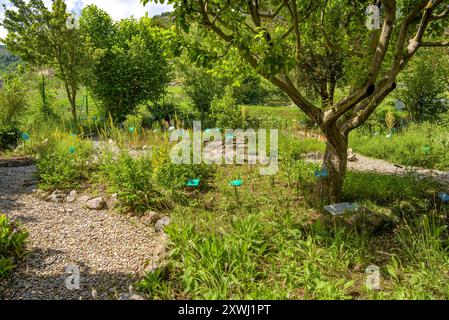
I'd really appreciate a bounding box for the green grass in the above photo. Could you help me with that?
[7,80,449,300]
[350,122,449,170]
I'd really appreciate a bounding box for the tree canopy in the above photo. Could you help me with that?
[144,0,449,202]
[81,5,173,122]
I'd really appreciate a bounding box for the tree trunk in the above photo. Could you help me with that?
[64,84,77,122]
[313,128,348,205]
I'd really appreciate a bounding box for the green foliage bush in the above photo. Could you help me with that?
[209,87,246,129]
[398,51,448,122]
[151,144,216,190]
[0,214,28,279]
[183,67,226,115]
[0,124,21,151]
[82,7,172,122]
[37,133,95,190]
[98,151,166,213]
[0,71,28,125]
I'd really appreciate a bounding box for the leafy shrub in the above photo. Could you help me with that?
[99,151,167,213]
[151,144,216,190]
[209,87,246,129]
[0,71,28,124]
[0,124,20,151]
[398,50,448,122]
[37,132,95,190]
[82,9,172,122]
[183,67,227,114]
[0,214,28,278]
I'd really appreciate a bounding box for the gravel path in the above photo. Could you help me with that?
[348,153,449,186]
[0,165,166,300]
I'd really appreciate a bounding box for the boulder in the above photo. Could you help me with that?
[140,211,160,227]
[66,190,78,203]
[46,190,66,203]
[86,197,105,210]
[154,216,170,233]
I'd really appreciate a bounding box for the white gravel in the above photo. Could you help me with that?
[0,165,166,300]
[348,154,449,186]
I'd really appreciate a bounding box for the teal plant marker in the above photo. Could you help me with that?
[230,180,242,187]
[69,146,75,154]
[70,132,77,137]
[230,179,242,205]
[186,179,200,187]
[315,168,329,178]
[129,127,135,134]
[21,132,30,141]
[438,192,449,203]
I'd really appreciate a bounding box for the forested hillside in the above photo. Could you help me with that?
[0,45,20,74]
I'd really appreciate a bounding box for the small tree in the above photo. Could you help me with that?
[81,6,173,122]
[399,50,448,122]
[145,0,449,204]
[2,0,86,121]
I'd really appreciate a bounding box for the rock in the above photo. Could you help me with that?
[66,190,78,203]
[348,154,358,162]
[140,211,160,227]
[107,193,119,210]
[305,151,323,160]
[344,208,387,233]
[118,286,145,300]
[86,197,105,210]
[35,189,49,200]
[154,216,170,233]
[46,190,66,203]
[347,149,358,162]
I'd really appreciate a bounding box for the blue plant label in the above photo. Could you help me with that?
[21,133,30,141]
[186,179,200,187]
[230,180,242,187]
[69,147,76,154]
[315,168,329,178]
[438,192,449,202]
[129,127,135,133]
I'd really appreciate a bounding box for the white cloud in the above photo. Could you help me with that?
[0,0,173,41]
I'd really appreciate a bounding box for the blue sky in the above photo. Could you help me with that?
[0,0,173,40]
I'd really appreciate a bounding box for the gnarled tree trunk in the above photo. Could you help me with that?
[314,126,348,205]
